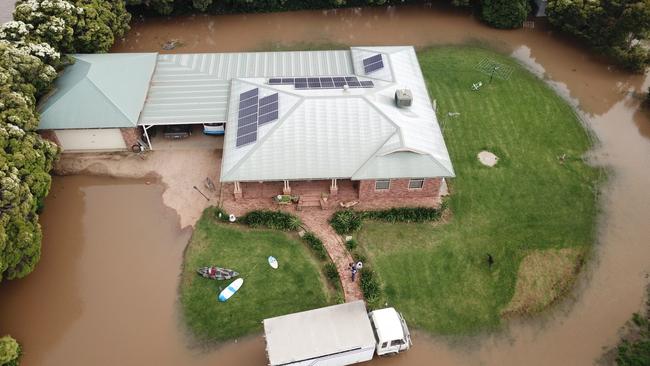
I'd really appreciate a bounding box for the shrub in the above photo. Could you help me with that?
[302,232,328,260]
[481,0,530,29]
[0,336,20,366]
[360,267,382,303]
[211,207,230,222]
[241,210,301,231]
[351,251,367,266]
[330,210,363,235]
[323,262,341,290]
[362,207,443,223]
[345,239,358,251]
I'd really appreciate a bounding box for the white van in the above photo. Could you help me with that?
[369,307,412,355]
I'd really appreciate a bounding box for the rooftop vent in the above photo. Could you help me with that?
[395,89,413,108]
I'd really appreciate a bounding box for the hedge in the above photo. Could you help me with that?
[330,205,446,234]
[302,232,328,261]
[240,210,301,231]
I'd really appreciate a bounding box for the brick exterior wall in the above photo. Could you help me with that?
[39,130,60,146]
[120,128,141,148]
[358,178,442,201]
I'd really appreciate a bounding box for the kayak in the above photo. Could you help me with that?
[197,266,239,280]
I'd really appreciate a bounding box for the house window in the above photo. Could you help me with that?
[409,178,425,189]
[375,179,390,190]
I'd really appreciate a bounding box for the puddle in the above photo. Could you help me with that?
[1,3,649,365]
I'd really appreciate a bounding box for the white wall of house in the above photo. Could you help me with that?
[55,128,127,152]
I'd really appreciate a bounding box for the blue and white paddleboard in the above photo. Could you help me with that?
[218,278,244,302]
[268,256,278,269]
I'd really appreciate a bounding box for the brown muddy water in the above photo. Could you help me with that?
[2,4,650,366]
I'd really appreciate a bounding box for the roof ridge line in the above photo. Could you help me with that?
[363,95,405,146]
[350,131,401,179]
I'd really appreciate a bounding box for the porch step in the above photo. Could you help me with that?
[297,196,328,211]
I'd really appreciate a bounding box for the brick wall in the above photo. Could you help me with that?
[39,130,60,146]
[358,178,442,201]
[120,128,141,148]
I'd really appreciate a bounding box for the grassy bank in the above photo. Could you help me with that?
[357,46,603,335]
[180,209,332,341]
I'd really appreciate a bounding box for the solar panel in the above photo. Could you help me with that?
[259,102,278,116]
[238,113,258,127]
[363,54,384,74]
[239,104,258,117]
[363,54,382,67]
[259,93,278,106]
[258,110,279,125]
[240,88,258,101]
[237,122,257,136]
[236,131,257,147]
[266,76,374,90]
[239,97,257,109]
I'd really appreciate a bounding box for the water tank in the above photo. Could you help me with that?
[395,89,413,108]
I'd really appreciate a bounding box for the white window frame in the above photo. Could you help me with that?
[375,179,390,191]
[409,178,425,189]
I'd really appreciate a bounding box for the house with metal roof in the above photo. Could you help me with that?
[37,46,454,207]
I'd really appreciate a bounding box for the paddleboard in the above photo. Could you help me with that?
[268,256,278,269]
[218,278,244,302]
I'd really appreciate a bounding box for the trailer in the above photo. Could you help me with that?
[263,301,411,366]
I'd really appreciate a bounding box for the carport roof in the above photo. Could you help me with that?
[38,53,157,130]
[138,50,354,125]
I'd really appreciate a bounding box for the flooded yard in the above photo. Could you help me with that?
[1,3,649,365]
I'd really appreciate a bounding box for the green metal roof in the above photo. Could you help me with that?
[38,53,157,130]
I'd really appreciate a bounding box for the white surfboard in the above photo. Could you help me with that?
[268,256,278,269]
[218,278,244,302]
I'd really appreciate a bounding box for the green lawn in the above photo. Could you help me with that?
[180,209,332,341]
[357,46,603,335]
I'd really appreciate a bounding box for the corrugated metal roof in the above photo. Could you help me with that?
[263,301,376,366]
[38,53,157,129]
[221,46,455,182]
[139,51,353,125]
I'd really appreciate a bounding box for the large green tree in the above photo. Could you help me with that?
[0,41,58,281]
[481,0,530,29]
[547,0,650,72]
[72,0,131,53]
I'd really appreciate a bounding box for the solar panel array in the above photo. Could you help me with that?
[363,54,384,74]
[268,76,374,89]
[236,88,279,148]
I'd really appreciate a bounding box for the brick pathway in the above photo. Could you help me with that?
[298,210,364,302]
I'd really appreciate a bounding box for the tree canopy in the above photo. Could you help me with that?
[547,0,650,72]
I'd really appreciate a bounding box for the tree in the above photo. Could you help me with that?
[0,41,58,282]
[72,0,132,53]
[0,335,21,366]
[13,0,80,53]
[547,0,650,73]
[481,0,531,29]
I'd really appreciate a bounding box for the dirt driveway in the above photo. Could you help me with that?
[55,149,222,228]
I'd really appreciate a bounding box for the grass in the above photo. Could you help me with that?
[180,209,332,341]
[356,46,603,335]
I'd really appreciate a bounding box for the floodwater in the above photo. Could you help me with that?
[2,4,649,366]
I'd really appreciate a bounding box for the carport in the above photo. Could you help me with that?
[137,53,231,150]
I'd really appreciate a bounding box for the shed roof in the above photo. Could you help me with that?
[263,301,376,366]
[38,53,157,129]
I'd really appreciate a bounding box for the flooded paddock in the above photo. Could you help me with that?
[1,4,649,366]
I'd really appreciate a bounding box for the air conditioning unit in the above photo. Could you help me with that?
[394,89,413,108]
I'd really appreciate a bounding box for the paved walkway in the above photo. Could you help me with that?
[298,210,363,302]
